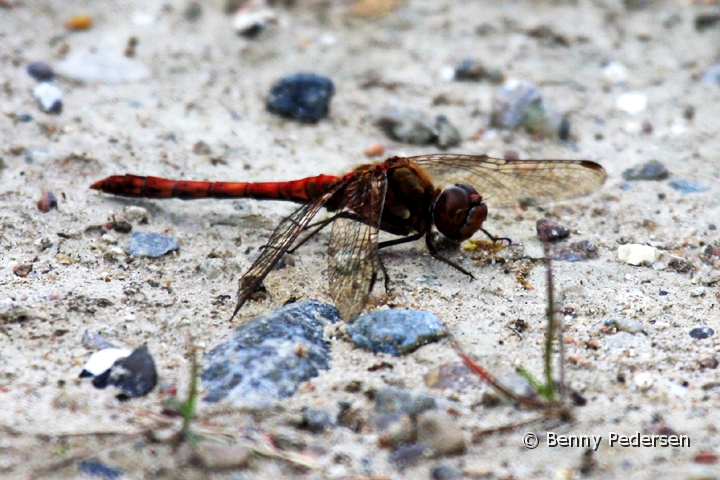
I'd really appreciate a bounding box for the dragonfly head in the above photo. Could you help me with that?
[432,182,488,242]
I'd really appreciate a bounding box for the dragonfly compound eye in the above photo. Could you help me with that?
[433,183,488,242]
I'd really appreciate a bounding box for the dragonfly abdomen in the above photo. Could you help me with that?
[90,174,341,203]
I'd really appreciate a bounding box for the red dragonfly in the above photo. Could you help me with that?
[91,154,606,321]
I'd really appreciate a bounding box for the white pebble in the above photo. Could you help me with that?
[233,9,277,35]
[602,61,628,84]
[439,65,456,81]
[690,287,705,297]
[616,92,648,114]
[618,244,659,266]
[33,83,62,113]
[80,347,131,377]
[614,317,644,334]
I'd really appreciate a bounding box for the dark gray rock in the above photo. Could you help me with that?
[348,309,446,356]
[374,386,436,415]
[109,344,158,400]
[690,327,714,340]
[26,61,55,81]
[126,231,179,258]
[201,300,340,405]
[266,73,335,122]
[622,160,669,181]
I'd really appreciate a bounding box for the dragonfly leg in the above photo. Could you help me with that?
[425,232,475,279]
[481,228,512,246]
[378,231,425,250]
[377,232,424,291]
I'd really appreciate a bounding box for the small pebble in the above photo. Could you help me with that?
[434,115,462,149]
[300,407,333,433]
[668,179,708,194]
[374,386,436,415]
[618,244,659,266]
[65,15,93,30]
[490,78,542,129]
[82,331,117,350]
[416,411,467,456]
[701,64,720,86]
[602,61,628,84]
[108,344,158,400]
[33,83,62,114]
[56,50,151,84]
[266,73,335,122]
[12,264,32,278]
[108,214,132,233]
[372,413,415,449]
[17,113,33,123]
[127,232,179,258]
[79,460,123,479]
[558,117,571,141]
[431,464,462,480]
[201,301,340,405]
[451,59,503,83]
[613,317,644,334]
[536,218,570,242]
[192,140,212,155]
[233,8,277,38]
[551,240,598,262]
[376,102,437,144]
[622,160,669,181]
[37,192,58,212]
[348,309,446,356]
[389,444,431,470]
[183,1,202,22]
[616,92,648,114]
[123,205,148,223]
[364,142,385,157]
[424,362,479,391]
[26,61,55,81]
[689,327,714,340]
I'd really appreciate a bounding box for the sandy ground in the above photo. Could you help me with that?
[2,0,720,478]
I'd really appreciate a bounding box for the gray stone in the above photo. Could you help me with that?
[374,386,436,415]
[127,232,179,258]
[201,301,340,405]
[348,309,446,356]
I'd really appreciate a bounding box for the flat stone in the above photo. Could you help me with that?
[348,309,446,356]
[127,232,179,258]
[622,160,669,181]
[201,300,340,405]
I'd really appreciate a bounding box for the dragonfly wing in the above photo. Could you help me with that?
[327,168,387,321]
[410,154,606,207]
[231,181,346,320]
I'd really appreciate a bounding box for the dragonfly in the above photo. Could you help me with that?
[90,154,606,321]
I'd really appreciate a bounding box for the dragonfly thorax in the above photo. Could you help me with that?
[432,182,488,242]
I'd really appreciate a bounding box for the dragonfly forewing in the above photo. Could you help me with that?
[232,181,347,320]
[328,168,388,321]
[410,154,607,207]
